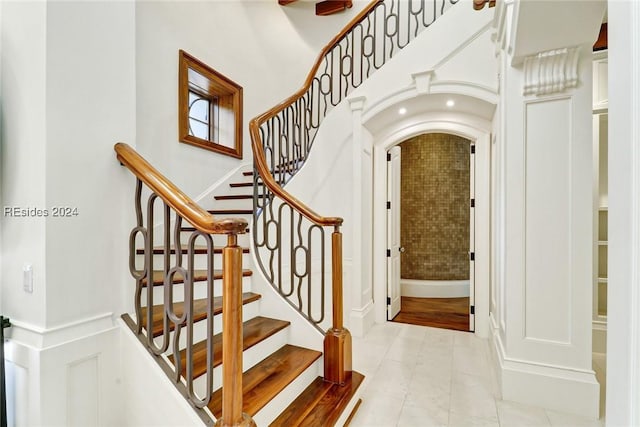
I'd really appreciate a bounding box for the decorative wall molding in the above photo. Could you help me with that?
[411,70,435,94]
[348,96,367,112]
[8,313,114,349]
[523,47,580,96]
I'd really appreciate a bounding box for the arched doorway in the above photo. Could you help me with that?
[364,97,494,338]
[386,133,475,332]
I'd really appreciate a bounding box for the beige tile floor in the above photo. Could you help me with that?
[349,322,606,427]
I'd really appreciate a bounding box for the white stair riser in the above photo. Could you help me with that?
[134,252,252,271]
[190,327,290,398]
[139,276,253,303]
[211,198,254,210]
[136,299,261,356]
[252,356,323,426]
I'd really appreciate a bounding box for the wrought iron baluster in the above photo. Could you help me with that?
[129,179,146,335]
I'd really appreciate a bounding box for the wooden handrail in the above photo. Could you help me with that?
[249,0,382,227]
[115,143,247,235]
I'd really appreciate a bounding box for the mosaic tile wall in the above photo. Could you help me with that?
[399,133,470,280]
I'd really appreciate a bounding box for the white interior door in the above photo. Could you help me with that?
[387,146,402,320]
[469,143,476,331]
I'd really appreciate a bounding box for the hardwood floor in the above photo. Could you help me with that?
[391,296,470,332]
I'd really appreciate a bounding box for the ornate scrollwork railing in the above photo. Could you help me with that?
[115,143,253,426]
[250,0,458,384]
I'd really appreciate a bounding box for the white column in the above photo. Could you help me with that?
[492,1,605,417]
[607,1,640,424]
[348,96,375,337]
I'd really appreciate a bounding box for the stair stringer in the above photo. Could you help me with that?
[118,317,208,427]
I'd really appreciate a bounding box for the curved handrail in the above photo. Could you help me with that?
[249,0,382,227]
[114,142,247,235]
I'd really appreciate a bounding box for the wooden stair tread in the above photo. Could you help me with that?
[136,245,250,255]
[171,316,290,378]
[230,182,263,188]
[207,209,253,215]
[270,371,365,427]
[140,292,261,337]
[208,345,322,418]
[142,269,252,287]
[214,194,269,200]
[214,194,252,200]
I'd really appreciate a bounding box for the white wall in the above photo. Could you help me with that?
[606,1,640,425]
[134,0,369,198]
[1,0,136,328]
[44,0,136,326]
[1,0,49,328]
[1,1,136,424]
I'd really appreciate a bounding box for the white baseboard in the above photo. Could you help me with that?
[349,300,375,337]
[490,329,600,419]
[400,279,470,298]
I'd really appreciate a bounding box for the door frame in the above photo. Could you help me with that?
[385,137,477,331]
[372,120,492,338]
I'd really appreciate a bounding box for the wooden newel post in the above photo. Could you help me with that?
[323,227,352,385]
[215,234,256,427]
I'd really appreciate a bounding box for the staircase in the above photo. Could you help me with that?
[117,149,363,426]
[116,0,458,424]
[208,167,364,426]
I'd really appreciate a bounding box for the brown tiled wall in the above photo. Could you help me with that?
[399,133,470,280]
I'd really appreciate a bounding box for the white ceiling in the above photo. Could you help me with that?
[364,93,496,136]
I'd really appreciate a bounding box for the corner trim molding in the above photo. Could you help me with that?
[523,47,580,96]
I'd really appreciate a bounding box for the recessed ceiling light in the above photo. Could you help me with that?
[446,99,455,107]
[398,107,407,115]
